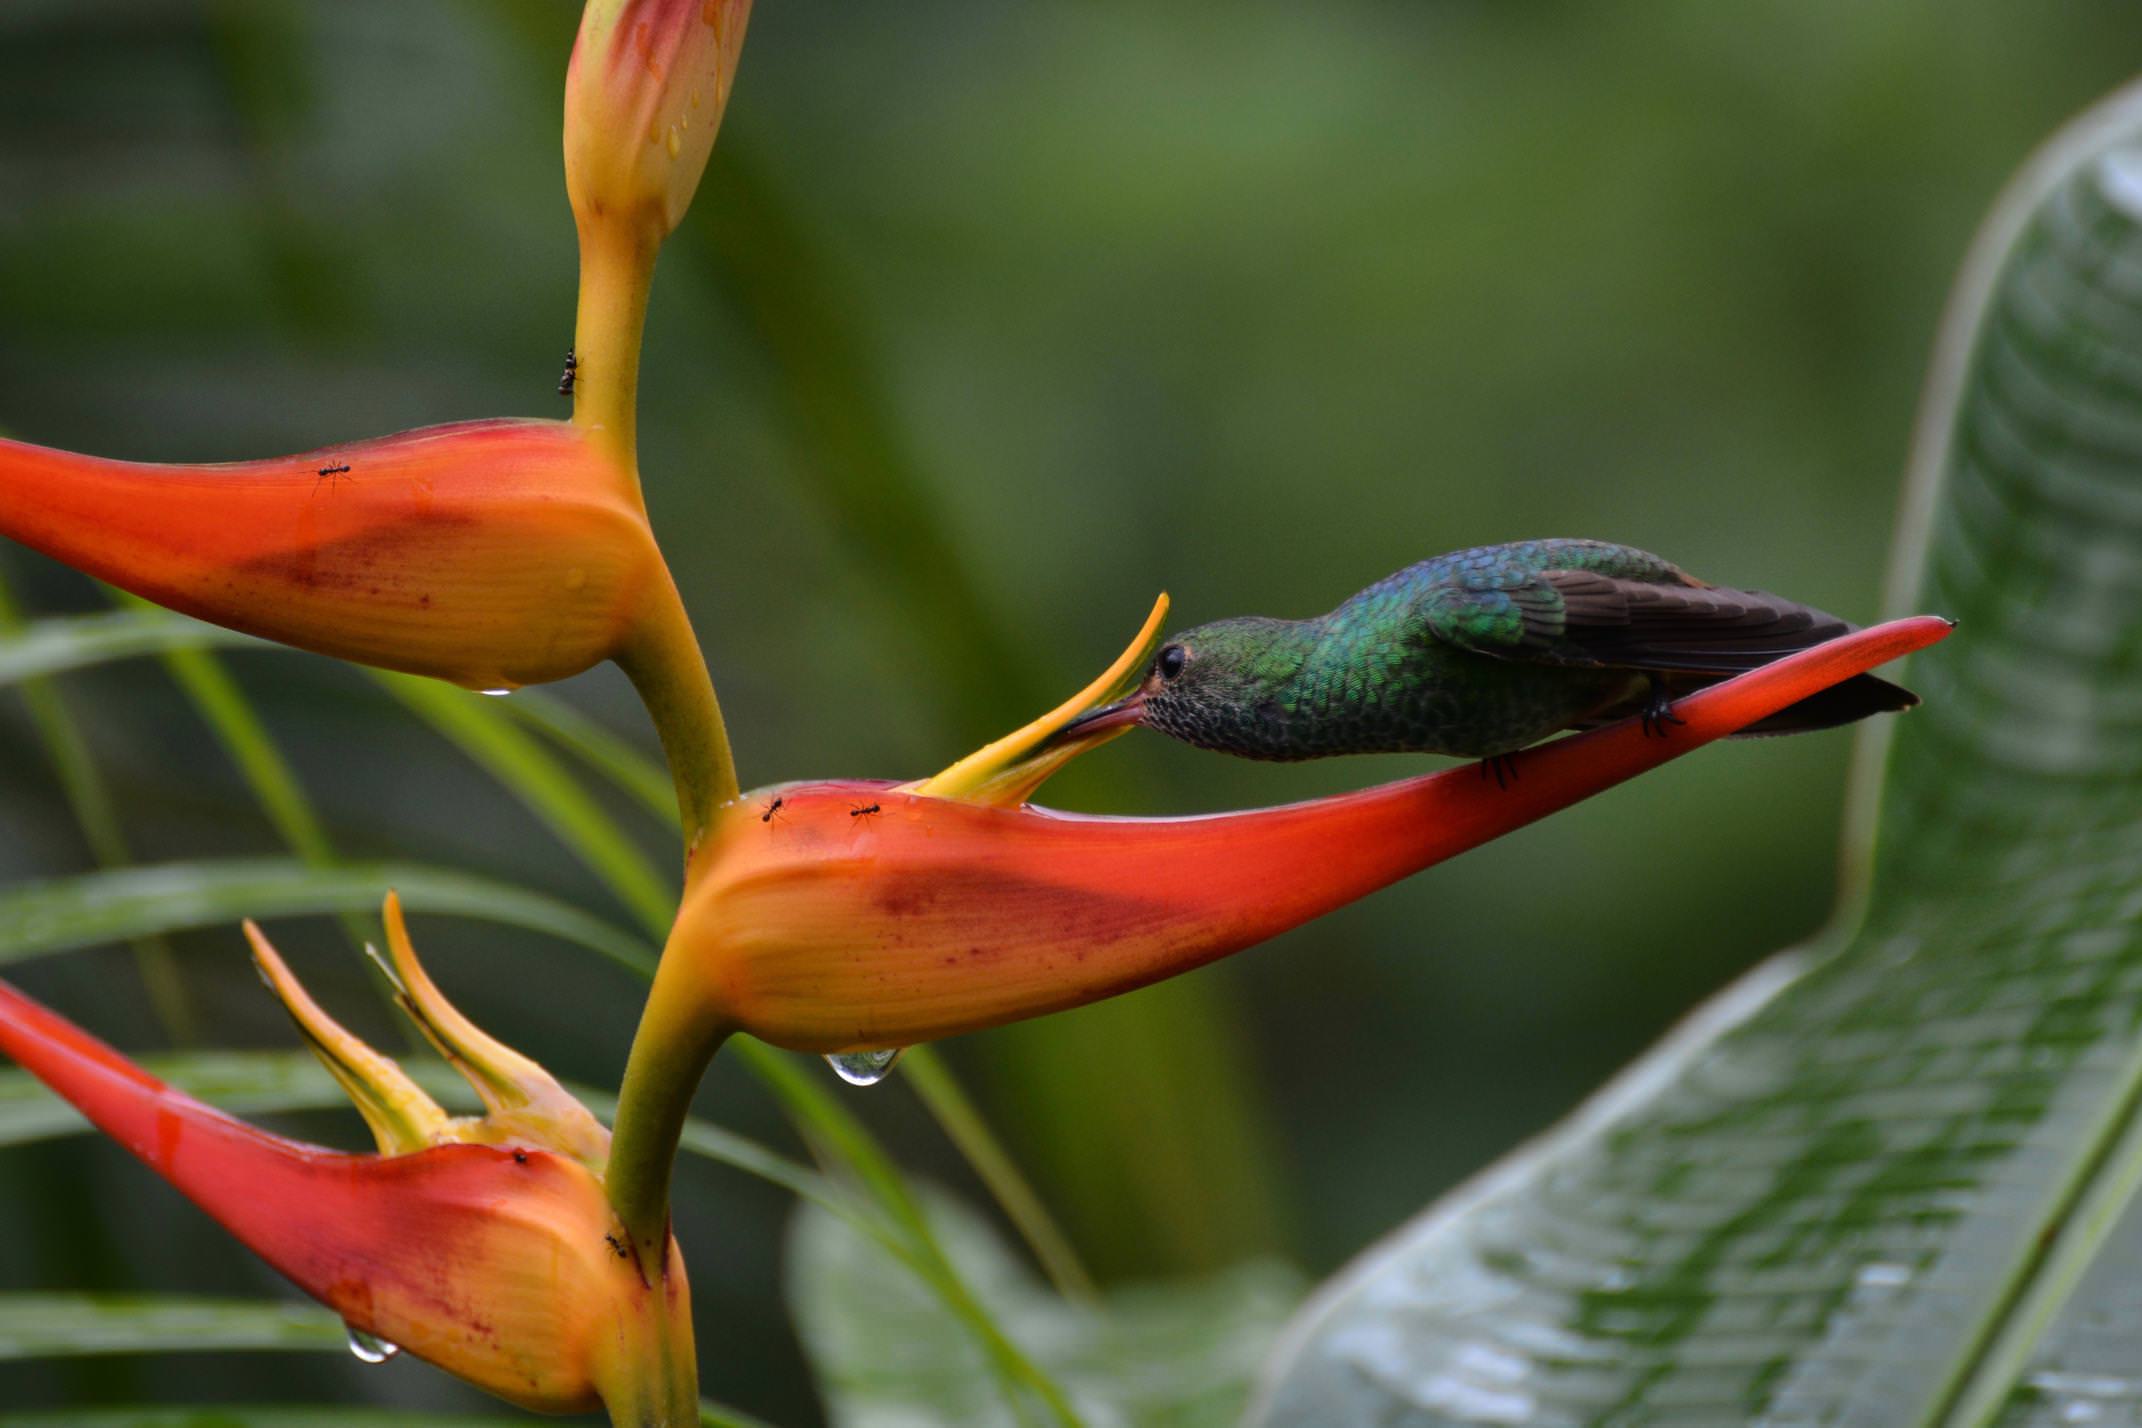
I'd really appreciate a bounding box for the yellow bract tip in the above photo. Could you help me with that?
[906,591,1168,806]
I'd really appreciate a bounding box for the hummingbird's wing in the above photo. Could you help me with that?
[1417,565,1851,675]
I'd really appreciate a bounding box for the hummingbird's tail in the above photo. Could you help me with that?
[1728,672,1918,737]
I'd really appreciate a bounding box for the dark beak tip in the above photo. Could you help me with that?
[1062,693,1148,738]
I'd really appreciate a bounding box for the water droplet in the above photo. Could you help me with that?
[479,688,513,698]
[665,125,682,159]
[826,1048,904,1086]
[1854,1261,1911,1289]
[345,1325,400,1364]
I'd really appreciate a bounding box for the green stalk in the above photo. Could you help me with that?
[607,942,733,1264]
[616,574,740,887]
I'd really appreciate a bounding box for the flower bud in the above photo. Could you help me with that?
[565,0,754,242]
[0,418,663,694]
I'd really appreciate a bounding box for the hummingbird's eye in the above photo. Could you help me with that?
[1157,644,1188,680]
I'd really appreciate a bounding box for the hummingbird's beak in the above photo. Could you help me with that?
[1059,688,1149,738]
[897,594,1167,807]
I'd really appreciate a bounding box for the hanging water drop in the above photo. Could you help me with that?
[479,688,513,698]
[345,1324,400,1364]
[826,1047,904,1086]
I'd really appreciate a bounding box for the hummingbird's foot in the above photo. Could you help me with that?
[1477,752,1521,790]
[1639,679,1686,739]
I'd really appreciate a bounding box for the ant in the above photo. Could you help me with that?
[313,463,351,495]
[760,795,785,824]
[849,803,881,818]
[557,346,578,398]
[603,1233,629,1260]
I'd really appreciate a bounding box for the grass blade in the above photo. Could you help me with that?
[505,689,677,823]
[0,611,259,687]
[0,859,651,977]
[0,577,195,1043]
[0,1295,341,1359]
[371,673,676,936]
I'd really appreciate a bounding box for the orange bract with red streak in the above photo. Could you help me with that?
[0,418,661,692]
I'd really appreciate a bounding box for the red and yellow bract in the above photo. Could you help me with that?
[0,418,660,694]
[0,944,694,1422]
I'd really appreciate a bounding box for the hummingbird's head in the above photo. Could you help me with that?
[1061,617,1305,756]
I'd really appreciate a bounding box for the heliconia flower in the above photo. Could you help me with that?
[650,613,1953,1053]
[0,418,669,695]
[565,0,755,243]
[0,895,696,1427]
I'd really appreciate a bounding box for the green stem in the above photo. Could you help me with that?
[607,942,733,1264]
[572,217,660,483]
[618,573,739,885]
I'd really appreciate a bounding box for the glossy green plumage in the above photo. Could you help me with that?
[1137,539,1910,760]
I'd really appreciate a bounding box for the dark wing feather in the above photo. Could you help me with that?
[1421,565,1856,675]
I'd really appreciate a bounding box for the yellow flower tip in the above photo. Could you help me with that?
[565,0,755,241]
[377,892,612,1172]
[242,919,447,1155]
[907,591,1168,806]
[247,896,609,1173]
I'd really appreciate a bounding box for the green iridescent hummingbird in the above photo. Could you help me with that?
[1064,539,1916,765]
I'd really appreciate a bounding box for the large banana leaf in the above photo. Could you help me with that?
[1252,82,2142,1427]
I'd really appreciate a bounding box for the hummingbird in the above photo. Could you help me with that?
[1063,539,1916,763]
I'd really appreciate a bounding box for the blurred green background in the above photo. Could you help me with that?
[2,1,2139,1421]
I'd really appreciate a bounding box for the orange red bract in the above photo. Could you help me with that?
[0,418,662,693]
[0,974,693,1418]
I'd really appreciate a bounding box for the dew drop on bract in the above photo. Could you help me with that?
[479,688,513,698]
[826,1048,904,1086]
[345,1325,400,1364]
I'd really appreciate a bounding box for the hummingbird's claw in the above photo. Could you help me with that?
[1477,752,1521,790]
[1640,678,1687,739]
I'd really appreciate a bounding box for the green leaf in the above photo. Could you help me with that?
[0,859,651,977]
[789,1186,1301,1428]
[0,611,260,688]
[0,1295,341,1359]
[1253,85,2142,1426]
[0,578,198,1043]
[504,688,677,824]
[370,672,677,936]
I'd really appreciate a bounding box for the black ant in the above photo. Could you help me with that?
[850,803,880,818]
[603,1233,629,1260]
[557,346,578,397]
[313,463,351,495]
[760,795,784,824]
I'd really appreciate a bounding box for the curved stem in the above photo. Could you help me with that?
[607,938,732,1264]
[619,570,739,884]
[572,217,660,484]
